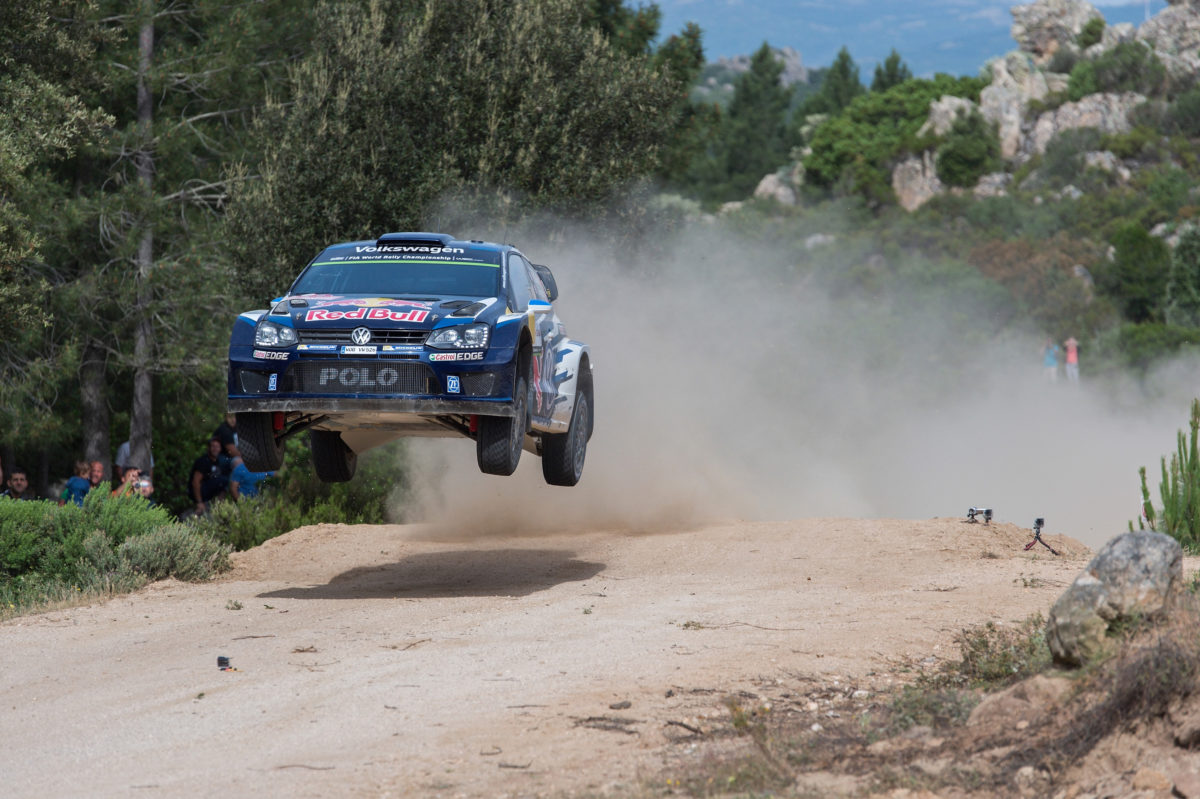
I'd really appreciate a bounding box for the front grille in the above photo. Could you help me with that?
[297,328,428,345]
[288,361,434,394]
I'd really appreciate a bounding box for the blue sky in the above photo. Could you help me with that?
[656,0,1168,78]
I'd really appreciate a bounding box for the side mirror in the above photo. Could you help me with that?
[529,299,552,314]
[532,264,558,302]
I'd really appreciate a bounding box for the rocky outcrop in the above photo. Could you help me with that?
[715,45,808,86]
[974,172,1011,198]
[1084,150,1132,182]
[980,52,1052,159]
[1087,21,1137,57]
[892,151,943,212]
[1045,530,1183,667]
[917,95,976,138]
[1138,1,1200,78]
[1028,91,1145,155]
[1011,0,1103,65]
[753,173,797,206]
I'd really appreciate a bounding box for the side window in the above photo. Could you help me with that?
[507,252,532,312]
[519,255,548,303]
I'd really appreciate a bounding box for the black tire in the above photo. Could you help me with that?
[477,372,527,476]
[237,412,284,471]
[541,388,590,486]
[311,430,357,483]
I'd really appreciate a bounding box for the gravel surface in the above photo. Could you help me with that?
[1,517,1092,797]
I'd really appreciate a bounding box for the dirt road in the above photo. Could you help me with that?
[2,517,1093,797]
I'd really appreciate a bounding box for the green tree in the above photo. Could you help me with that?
[871,49,912,93]
[227,0,684,300]
[586,0,662,56]
[801,46,863,116]
[803,73,987,204]
[3,0,313,492]
[1166,227,1200,327]
[936,109,1001,188]
[0,0,110,340]
[1097,222,1170,323]
[700,42,795,202]
[651,22,719,186]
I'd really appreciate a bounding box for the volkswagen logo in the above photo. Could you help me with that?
[350,327,372,345]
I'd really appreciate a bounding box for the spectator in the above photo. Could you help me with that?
[1042,338,1060,383]
[112,465,144,497]
[2,467,36,500]
[230,456,274,499]
[88,460,106,490]
[114,440,154,482]
[213,413,239,459]
[1064,336,1080,384]
[60,460,92,506]
[190,437,237,515]
[113,466,155,503]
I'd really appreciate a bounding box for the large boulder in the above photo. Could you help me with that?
[917,95,977,138]
[980,52,1051,159]
[1138,1,1200,79]
[1011,0,1104,65]
[1045,530,1183,667]
[892,151,943,212]
[753,172,797,206]
[1027,91,1146,155]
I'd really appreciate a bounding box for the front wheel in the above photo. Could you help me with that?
[541,389,590,486]
[311,430,357,483]
[237,412,284,471]
[477,373,528,476]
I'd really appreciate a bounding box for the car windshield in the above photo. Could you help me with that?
[290,246,503,298]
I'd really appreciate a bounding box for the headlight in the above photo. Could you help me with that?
[254,320,297,347]
[427,323,489,350]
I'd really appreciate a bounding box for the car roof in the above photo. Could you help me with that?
[332,233,515,255]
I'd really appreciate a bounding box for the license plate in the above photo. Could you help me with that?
[341,345,377,355]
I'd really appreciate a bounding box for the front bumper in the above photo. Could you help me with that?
[227,343,519,418]
[227,396,515,417]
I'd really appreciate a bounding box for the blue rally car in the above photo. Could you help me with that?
[227,232,594,485]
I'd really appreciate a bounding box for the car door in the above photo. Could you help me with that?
[512,253,561,421]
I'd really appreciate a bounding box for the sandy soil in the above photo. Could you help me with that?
[0,517,1100,797]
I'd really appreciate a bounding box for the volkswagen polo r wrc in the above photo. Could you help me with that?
[227,232,594,486]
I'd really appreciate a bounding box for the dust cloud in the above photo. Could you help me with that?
[395,218,1200,551]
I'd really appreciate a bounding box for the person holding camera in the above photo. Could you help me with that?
[112,465,153,501]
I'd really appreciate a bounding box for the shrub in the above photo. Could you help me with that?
[936,109,1002,188]
[1094,222,1170,322]
[1171,85,1200,137]
[1077,17,1105,50]
[1041,127,1103,186]
[0,489,175,583]
[953,615,1052,687]
[0,502,231,618]
[1068,41,1166,102]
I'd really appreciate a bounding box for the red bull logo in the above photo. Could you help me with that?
[304,308,430,323]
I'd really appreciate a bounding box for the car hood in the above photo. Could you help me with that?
[276,294,504,329]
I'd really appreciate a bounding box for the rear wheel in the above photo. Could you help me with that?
[237,412,284,471]
[477,373,528,476]
[311,430,357,483]
[541,388,590,486]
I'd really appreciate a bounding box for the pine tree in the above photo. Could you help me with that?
[871,49,912,92]
[802,46,863,116]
